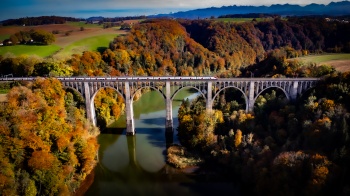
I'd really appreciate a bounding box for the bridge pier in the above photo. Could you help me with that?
[247,81,255,112]
[165,130,173,148]
[84,82,97,126]
[125,82,135,135]
[165,81,173,133]
[290,81,299,101]
[206,81,213,113]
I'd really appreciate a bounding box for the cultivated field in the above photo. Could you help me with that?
[295,53,350,72]
[53,34,119,59]
[0,22,129,57]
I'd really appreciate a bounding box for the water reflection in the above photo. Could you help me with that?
[85,89,239,196]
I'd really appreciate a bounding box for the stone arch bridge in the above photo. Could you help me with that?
[1,77,319,135]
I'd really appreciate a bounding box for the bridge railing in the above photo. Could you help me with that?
[0,76,321,82]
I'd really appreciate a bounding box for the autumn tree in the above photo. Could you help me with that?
[0,78,99,195]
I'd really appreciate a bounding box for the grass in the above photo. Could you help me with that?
[295,53,350,63]
[0,34,10,41]
[0,44,61,57]
[57,34,117,56]
[0,89,9,94]
[66,21,104,28]
[0,22,127,58]
[167,144,203,169]
[293,53,350,72]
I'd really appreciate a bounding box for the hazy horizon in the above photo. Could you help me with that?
[0,0,348,21]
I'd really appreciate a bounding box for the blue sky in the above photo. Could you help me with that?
[0,0,346,21]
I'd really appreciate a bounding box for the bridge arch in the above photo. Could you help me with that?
[253,86,290,104]
[212,86,249,112]
[62,86,83,98]
[170,86,206,102]
[63,87,86,108]
[297,86,317,102]
[131,86,166,101]
[91,86,126,104]
[90,86,126,127]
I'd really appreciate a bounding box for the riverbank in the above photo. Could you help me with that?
[167,144,203,169]
[74,168,96,196]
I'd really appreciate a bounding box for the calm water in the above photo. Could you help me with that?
[85,88,239,196]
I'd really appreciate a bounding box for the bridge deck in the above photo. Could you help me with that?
[0,76,320,82]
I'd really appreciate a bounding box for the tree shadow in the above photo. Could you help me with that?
[97,46,108,53]
[139,117,166,127]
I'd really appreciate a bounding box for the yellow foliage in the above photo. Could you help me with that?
[214,110,224,123]
[235,129,242,148]
[0,78,100,195]
[181,114,193,123]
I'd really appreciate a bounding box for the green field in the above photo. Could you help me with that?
[295,53,350,63]
[0,89,9,94]
[57,34,117,56]
[0,44,61,57]
[66,21,104,28]
[293,53,350,72]
[0,34,10,41]
[0,34,118,58]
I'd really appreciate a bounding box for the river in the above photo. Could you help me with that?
[85,88,239,196]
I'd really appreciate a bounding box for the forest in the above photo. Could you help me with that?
[0,17,350,195]
[0,15,147,27]
[1,16,80,26]
[4,29,56,46]
[176,72,350,195]
[0,78,99,195]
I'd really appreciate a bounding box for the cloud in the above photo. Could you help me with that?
[6,0,345,10]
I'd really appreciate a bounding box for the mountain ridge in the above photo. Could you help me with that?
[152,1,350,19]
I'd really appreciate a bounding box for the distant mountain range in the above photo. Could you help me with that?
[152,1,350,19]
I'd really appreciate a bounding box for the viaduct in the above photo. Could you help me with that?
[1,77,319,135]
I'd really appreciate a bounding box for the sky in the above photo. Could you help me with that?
[0,0,346,21]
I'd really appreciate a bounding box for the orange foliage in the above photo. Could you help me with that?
[28,151,56,170]
[69,51,105,76]
[57,136,70,152]
[235,129,242,148]
[0,78,99,195]
[81,138,99,175]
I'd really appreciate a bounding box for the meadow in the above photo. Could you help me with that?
[0,44,61,57]
[55,34,118,58]
[0,22,127,57]
[295,53,350,72]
